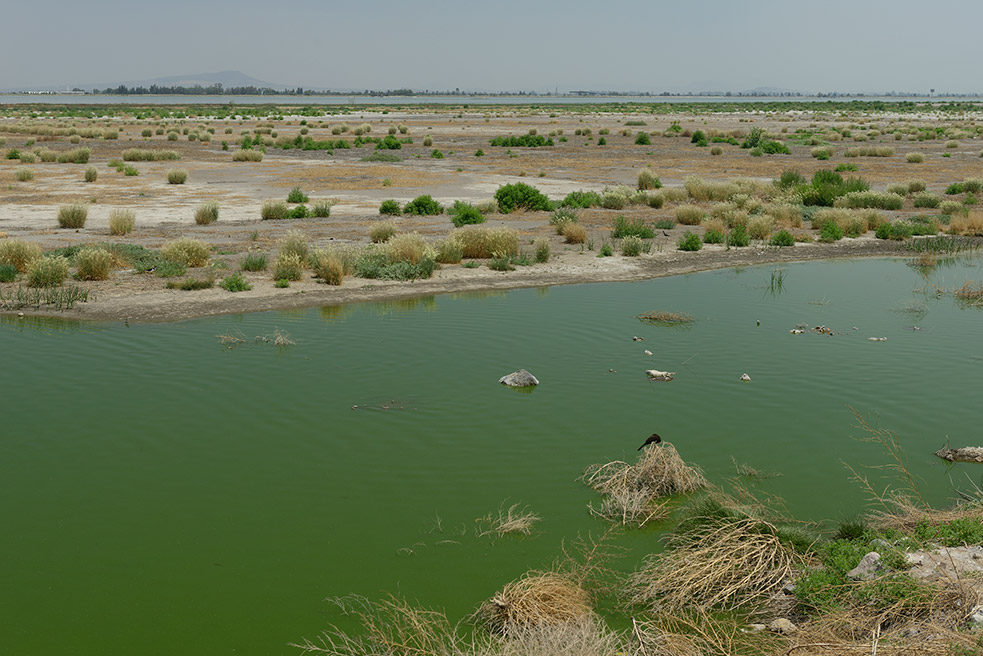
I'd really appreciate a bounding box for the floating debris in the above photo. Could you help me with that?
[739,373,752,382]
[789,329,804,335]
[637,311,694,326]
[632,335,644,341]
[644,349,653,356]
[867,337,887,342]
[646,369,675,381]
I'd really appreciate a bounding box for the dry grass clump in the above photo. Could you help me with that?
[747,214,774,240]
[474,618,627,656]
[583,443,706,527]
[277,230,309,261]
[27,255,69,287]
[311,252,344,285]
[636,609,785,656]
[15,166,34,181]
[948,211,983,236]
[0,239,42,272]
[701,217,727,235]
[108,209,135,235]
[685,176,738,202]
[811,208,879,235]
[370,221,397,243]
[166,168,188,184]
[261,200,288,220]
[385,232,428,264]
[476,503,541,538]
[434,238,463,264]
[273,253,304,281]
[764,202,803,228]
[232,149,264,162]
[57,203,88,229]
[161,237,210,267]
[475,572,592,634]
[453,226,519,259]
[562,222,587,244]
[675,204,703,225]
[629,517,796,613]
[194,201,219,225]
[637,168,661,190]
[74,247,113,281]
[660,187,689,203]
[637,310,694,325]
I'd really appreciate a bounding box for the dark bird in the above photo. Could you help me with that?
[638,433,662,450]
[662,230,671,237]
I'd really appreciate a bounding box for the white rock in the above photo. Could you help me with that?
[644,350,653,356]
[739,373,751,382]
[499,369,539,387]
[847,551,881,580]
[768,618,797,635]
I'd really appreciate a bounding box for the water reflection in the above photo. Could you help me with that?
[0,313,92,334]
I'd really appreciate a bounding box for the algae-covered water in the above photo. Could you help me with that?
[3,256,982,655]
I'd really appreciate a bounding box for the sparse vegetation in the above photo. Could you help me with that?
[57,204,88,229]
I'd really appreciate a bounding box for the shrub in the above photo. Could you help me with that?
[710,146,723,156]
[167,169,188,184]
[194,201,219,225]
[913,192,940,208]
[906,152,924,163]
[27,255,70,287]
[232,150,264,162]
[449,201,485,227]
[220,272,252,292]
[647,193,665,209]
[123,165,139,176]
[370,221,398,243]
[434,239,463,264]
[109,209,136,235]
[122,148,180,161]
[452,226,519,258]
[612,216,655,238]
[675,205,703,225]
[819,221,844,242]
[288,204,310,219]
[811,147,833,160]
[550,207,578,234]
[275,231,308,262]
[167,131,179,141]
[703,228,725,244]
[748,215,774,240]
[833,191,904,210]
[494,183,552,213]
[940,200,967,216]
[727,223,749,247]
[0,264,17,282]
[634,132,651,145]
[273,253,304,281]
[946,140,959,149]
[601,192,627,210]
[161,237,210,267]
[261,200,289,220]
[74,247,113,280]
[638,169,662,190]
[167,277,214,291]
[963,178,983,194]
[562,222,587,244]
[384,232,428,264]
[677,232,702,251]
[241,252,268,271]
[769,229,795,247]
[422,136,433,147]
[56,147,91,164]
[287,187,309,203]
[0,239,42,272]
[379,199,402,215]
[534,239,550,263]
[15,167,33,182]
[403,195,443,216]
[57,203,88,229]
[83,166,98,182]
[488,135,552,147]
[312,201,331,218]
[560,190,602,208]
[312,253,344,285]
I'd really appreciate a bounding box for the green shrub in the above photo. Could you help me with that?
[370,221,397,243]
[379,199,402,215]
[777,170,806,190]
[161,237,210,267]
[288,204,310,219]
[123,165,139,176]
[488,135,552,147]
[611,215,655,238]
[167,169,188,184]
[727,223,749,247]
[677,232,702,251]
[0,264,17,282]
[769,229,795,247]
[273,253,304,281]
[0,239,42,272]
[760,140,790,154]
[494,183,552,213]
[312,201,331,218]
[811,147,833,160]
[637,169,662,190]
[675,205,703,225]
[560,190,602,208]
[820,221,844,242]
[703,228,725,244]
[601,192,627,210]
[241,252,267,271]
[15,167,34,182]
[634,132,651,145]
[74,247,113,280]
[261,200,289,220]
[618,235,642,256]
[83,166,98,182]
[219,272,252,292]
[449,201,485,227]
[534,239,550,263]
[57,203,88,229]
[194,201,219,225]
[355,251,436,280]
[434,239,463,264]
[834,191,904,210]
[287,187,309,203]
[913,192,940,208]
[430,149,444,159]
[403,195,444,216]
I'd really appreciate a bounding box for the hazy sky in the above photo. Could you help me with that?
[5,0,981,93]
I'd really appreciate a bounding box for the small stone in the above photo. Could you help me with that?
[644,350,652,356]
[847,551,881,580]
[768,618,797,635]
[782,582,796,595]
[499,369,539,387]
[739,373,751,382]
[970,607,983,624]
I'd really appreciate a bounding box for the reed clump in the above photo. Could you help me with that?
[474,572,592,634]
[476,503,541,538]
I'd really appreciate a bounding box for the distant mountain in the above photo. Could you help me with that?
[112,70,283,90]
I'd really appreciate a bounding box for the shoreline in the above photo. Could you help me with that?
[1,239,904,324]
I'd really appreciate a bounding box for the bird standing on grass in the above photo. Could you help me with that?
[638,433,662,450]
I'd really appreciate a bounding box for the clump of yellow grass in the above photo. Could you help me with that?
[474,571,592,634]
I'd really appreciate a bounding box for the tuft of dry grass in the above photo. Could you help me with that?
[161,237,210,267]
[109,209,135,235]
[385,232,427,264]
[370,221,398,243]
[453,226,519,259]
[0,239,42,272]
[476,503,541,538]
[948,211,983,236]
[74,247,113,281]
[562,222,587,244]
[474,572,592,634]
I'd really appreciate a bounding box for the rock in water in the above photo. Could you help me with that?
[935,446,983,463]
[499,369,539,387]
[645,369,675,381]
[739,373,751,382]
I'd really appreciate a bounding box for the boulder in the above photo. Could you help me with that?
[847,551,881,580]
[935,446,983,463]
[499,369,539,387]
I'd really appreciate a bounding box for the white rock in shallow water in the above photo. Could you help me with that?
[644,349,653,356]
[499,369,539,387]
[645,369,675,381]
[739,373,751,382]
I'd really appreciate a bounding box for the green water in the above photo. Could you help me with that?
[3,256,983,655]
